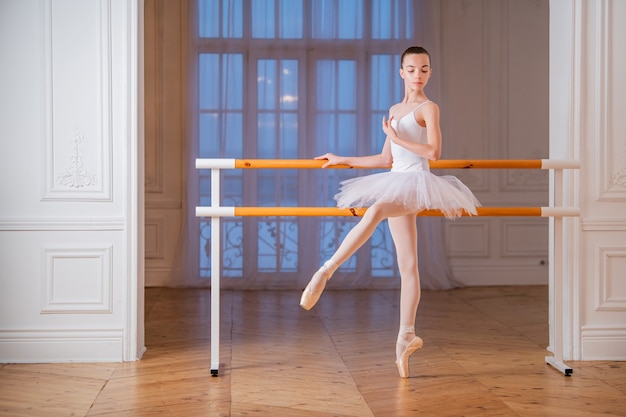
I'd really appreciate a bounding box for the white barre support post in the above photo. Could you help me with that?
[546,168,573,376]
[210,168,221,377]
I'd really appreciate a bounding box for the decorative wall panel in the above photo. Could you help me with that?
[42,0,112,200]
[41,244,113,314]
[145,216,165,259]
[598,0,626,201]
[595,245,626,311]
[501,220,548,257]
[446,221,489,257]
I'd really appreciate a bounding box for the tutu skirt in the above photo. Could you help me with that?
[334,170,480,219]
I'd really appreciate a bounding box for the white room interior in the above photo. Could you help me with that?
[0,0,624,364]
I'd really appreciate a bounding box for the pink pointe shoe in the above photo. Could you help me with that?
[300,263,333,310]
[395,336,423,378]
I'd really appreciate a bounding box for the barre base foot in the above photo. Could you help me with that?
[211,369,219,377]
[545,356,572,376]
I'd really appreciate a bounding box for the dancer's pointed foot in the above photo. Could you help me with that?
[300,261,335,310]
[395,336,423,378]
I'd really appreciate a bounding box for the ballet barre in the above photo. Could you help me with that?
[196,206,580,218]
[195,158,580,377]
[195,158,580,170]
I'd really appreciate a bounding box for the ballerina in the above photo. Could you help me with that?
[300,46,481,378]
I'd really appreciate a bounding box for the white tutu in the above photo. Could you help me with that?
[333,101,481,219]
[334,170,481,219]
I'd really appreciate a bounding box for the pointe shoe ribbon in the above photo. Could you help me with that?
[395,336,423,378]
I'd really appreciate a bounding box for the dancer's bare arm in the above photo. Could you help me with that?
[315,139,392,168]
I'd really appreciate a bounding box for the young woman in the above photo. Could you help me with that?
[300,46,481,378]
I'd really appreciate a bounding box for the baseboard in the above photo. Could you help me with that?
[581,326,626,360]
[450,264,549,286]
[0,329,124,363]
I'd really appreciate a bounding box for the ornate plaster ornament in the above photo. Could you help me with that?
[56,127,97,188]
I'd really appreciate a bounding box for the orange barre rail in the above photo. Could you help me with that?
[195,206,580,218]
[195,158,580,170]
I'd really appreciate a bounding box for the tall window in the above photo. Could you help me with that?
[196,0,418,288]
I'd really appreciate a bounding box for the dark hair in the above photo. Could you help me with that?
[401,46,431,67]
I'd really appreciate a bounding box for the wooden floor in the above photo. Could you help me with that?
[1,286,625,416]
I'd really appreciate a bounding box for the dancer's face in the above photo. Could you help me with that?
[400,53,431,92]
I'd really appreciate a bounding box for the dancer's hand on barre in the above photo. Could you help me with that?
[315,153,347,168]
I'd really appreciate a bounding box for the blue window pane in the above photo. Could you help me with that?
[316,61,336,111]
[222,0,243,38]
[258,171,276,205]
[252,0,303,38]
[252,0,275,38]
[259,59,297,110]
[258,60,277,110]
[198,0,243,38]
[257,113,275,157]
[258,112,298,158]
[199,112,243,157]
[279,0,303,38]
[280,113,298,157]
[222,55,243,109]
[199,174,212,206]
[337,114,356,153]
[370,54,402,154]
[370,114,385,154]
[372,0,413,39]
[280,60,298,110]
[199,113,219,157]
[312,0,363,39]
[223,113,243,155]
[223,173,243,206]
[371,55,397,110]
[337,61,356,110]
[258,170,297,206]
[315,113,335,153]
[199,53,244,110]
[199,54,219,109]
[198,0,219,38]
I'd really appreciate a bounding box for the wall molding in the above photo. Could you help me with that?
[145,216,165,259]
[597,0,626,201]
[41,244,113,314]
[581,218,626,231]
[595,245,626,311]
[446,221,490,258]
[41,0,113,201]
[501,219,549,257]
[581,326,626,360]
[0,329,124,362]
[451,263,548,286]
[0,218,125,231]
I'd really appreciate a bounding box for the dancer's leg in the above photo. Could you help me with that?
[388,214,423,377]
[300,202,412,310]
[388,214,421,329]
[312,202,413,292]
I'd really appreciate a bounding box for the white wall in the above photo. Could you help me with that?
[435,0,551,286]
[550,0,626,360]
[0,0,144,362]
